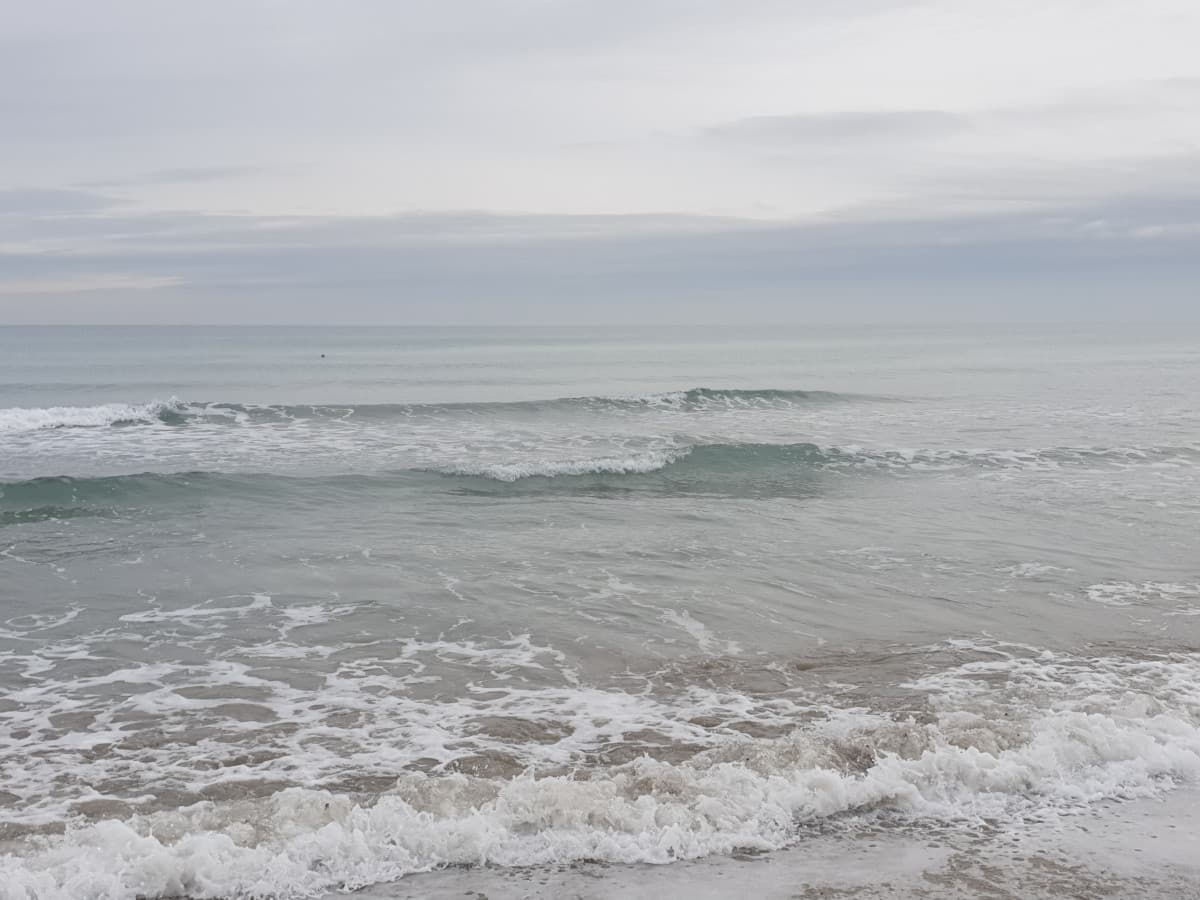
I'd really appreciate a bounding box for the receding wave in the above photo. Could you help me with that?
[0,388,870,434]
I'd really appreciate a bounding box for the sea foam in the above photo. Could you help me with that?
[442,447,689,482]
[1,648,1197,900]
[0,399,185,433]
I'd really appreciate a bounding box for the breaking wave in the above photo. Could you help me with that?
[0,388,868,435]
[0,399,189,433]
[443,442,1200,484]
[1,645,1197,899]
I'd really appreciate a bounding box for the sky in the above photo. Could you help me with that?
[2,0,1199,324]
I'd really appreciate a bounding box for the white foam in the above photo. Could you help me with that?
[2,608,83,633]
[1084,581,1200,608]
[1,645,1198,899]
[2,670,1198,900]
[659,609,740,655]
[119,593,274,623]
[998,562,1072,579]
[445,447,688,482]
[0,399,185,433]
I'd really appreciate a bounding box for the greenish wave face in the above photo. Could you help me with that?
[3,439,1196,508]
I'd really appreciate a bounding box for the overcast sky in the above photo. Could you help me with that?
[2,0,1199,323]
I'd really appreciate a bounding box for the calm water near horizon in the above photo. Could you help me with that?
[1,325,1198,898]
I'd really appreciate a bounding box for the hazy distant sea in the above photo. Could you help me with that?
[1,325,1198,899]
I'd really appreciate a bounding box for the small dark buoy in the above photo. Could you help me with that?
[320,353,325,358]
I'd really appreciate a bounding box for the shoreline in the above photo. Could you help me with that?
[346,787,1200,900]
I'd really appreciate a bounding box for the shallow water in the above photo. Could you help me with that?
[1,325,1198,899]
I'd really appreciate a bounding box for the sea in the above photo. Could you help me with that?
[0,324,1198,899]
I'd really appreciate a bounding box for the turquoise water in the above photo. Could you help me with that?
[1,325,1198,899]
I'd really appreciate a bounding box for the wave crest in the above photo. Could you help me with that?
[442,448,690,482]
[623,387,855,409]
[0,387,865,435]
[0,399,186,433]
[438,441,1200,484]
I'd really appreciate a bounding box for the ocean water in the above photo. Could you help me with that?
[0,325,1198,899]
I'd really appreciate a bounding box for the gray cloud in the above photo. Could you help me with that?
[986,77,1200,128]
[77,165,280,188]
[2,185,1197,324]
[704,111,968,147]
[0,189,120,215]
[701,78,1200,154]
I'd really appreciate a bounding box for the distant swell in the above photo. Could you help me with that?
[616,387,861,408]
[0,388,867,434]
